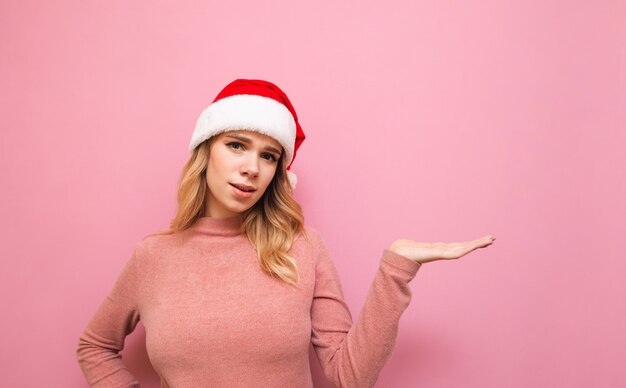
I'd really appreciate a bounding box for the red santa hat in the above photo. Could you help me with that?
[189,79,306,189]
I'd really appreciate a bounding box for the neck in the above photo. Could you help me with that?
[189,215,244,237]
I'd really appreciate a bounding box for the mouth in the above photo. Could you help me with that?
[229,183,257,192]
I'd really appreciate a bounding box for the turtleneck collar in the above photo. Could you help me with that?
[188,215,244,237]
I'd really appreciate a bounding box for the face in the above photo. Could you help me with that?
[204,130,283,218]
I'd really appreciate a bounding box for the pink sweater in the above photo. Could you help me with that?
[77,216,421,387]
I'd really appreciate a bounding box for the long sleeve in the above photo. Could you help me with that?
[310,231,421,388]
[76,245,143,387]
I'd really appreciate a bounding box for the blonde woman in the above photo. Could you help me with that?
[76,79,496,387]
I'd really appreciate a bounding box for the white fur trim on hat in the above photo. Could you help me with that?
[189,94,297,166]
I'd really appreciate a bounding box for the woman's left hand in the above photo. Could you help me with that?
[389,235,496,264]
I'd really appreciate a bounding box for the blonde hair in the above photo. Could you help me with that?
[148,135,306,287]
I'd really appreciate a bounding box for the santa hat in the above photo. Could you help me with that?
[189,79,306,189]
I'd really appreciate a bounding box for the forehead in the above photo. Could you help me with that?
[220,130,282,149]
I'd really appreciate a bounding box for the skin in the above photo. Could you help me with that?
[205,129,496,263]
[205,130,282,219]
[389,236,495,265]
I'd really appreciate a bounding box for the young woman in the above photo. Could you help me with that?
[76,79,495,388]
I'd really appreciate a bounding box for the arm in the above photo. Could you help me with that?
[76,245,142,388]
[309,230,421,388]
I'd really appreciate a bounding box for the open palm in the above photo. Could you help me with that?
[389,235,496,264]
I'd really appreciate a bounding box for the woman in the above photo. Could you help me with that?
[76,79,495,387]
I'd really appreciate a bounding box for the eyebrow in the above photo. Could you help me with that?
[225,134,282,155]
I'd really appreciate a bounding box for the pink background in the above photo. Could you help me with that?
[2,0,625,387]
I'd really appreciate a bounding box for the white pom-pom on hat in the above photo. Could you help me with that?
[286,170,298,190]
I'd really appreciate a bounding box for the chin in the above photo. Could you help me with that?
[227,202,253,215]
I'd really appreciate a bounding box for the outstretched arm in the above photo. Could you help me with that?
[309,229,421,388]
[309,230,496,388]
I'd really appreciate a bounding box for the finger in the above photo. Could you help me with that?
[474,236,495,249]
[459,237,491,254]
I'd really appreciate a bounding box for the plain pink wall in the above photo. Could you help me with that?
[1,0,624,386]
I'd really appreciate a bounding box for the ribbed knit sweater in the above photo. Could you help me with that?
[76,216,422,387]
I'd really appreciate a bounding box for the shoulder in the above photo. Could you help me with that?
[297,224,332,255]
[290,225,331,271]
[136,233,163,250]
[131,230,178,262]
[301,224,323,244]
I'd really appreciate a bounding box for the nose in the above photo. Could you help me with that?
[241,154,260,177]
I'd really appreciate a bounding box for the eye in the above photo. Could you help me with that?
[226,142,244,150]
[261,153,278,162]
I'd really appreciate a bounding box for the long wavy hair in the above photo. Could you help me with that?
[147,135,306,287]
